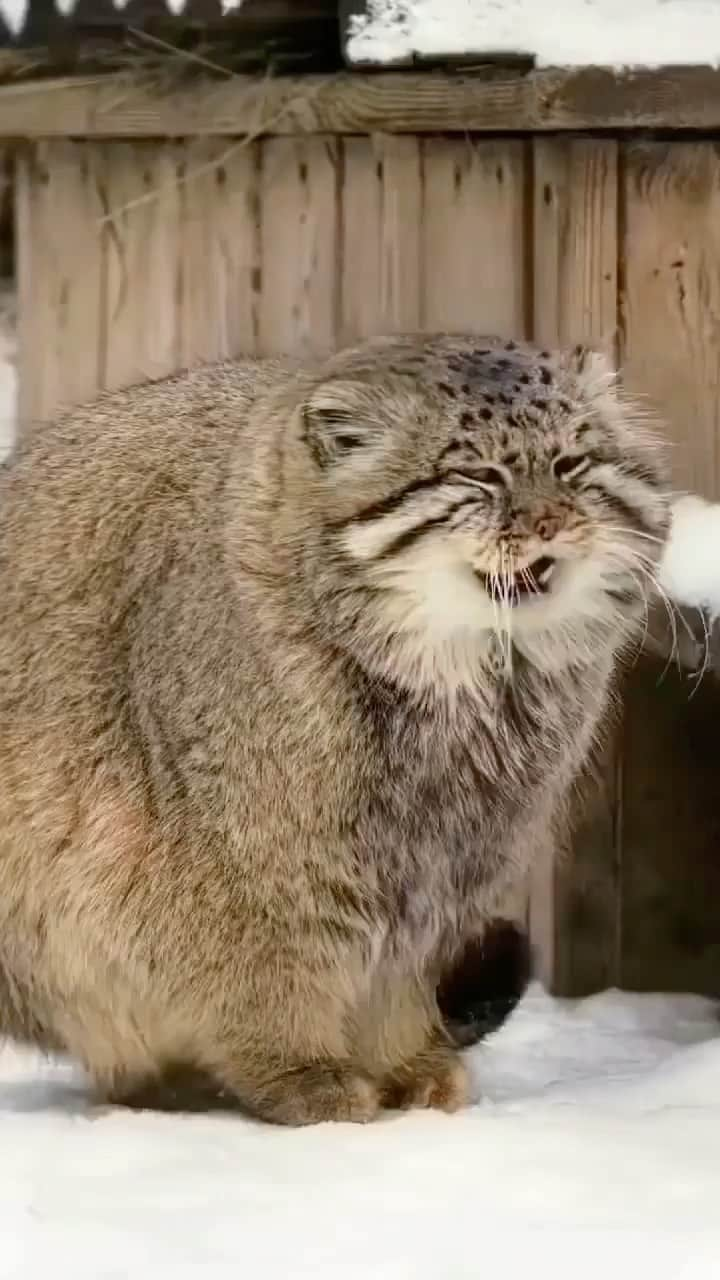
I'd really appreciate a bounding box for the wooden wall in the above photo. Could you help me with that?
[15,134,720,997]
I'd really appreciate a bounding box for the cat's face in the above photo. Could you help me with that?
[293,336,670,681]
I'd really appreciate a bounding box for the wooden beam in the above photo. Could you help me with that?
[4,67,720,139]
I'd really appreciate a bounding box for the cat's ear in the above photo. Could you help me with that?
[301,381,382,468]
[562,344,618,399]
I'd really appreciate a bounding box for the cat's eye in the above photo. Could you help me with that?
[331,432,364,452]
[472,465,509,489]
[553,453,591,482]
[448,465,508,490]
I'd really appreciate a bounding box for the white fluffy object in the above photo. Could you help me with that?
[347,0,720,69]
[659,495,720,617]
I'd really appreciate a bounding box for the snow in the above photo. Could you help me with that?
[2,985,720,1277]
[346,0,720,69]
[0,287,16,463]
[658,494,720,617]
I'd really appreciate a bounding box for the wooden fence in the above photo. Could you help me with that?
[14,128,720,996]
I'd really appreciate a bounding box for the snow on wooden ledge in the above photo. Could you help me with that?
[344,0,720,69]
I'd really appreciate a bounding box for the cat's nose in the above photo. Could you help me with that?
[534,508,562,541]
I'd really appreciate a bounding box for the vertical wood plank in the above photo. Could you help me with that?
[379,135,422,333]
[16,141,105,428]
[620,657,720,996]
[339,136,381,342]
[623,143,720,500]
[552,739,624,996]
[0,147,16,461]
[340,134,422,343]
[0,146,12,281]
[179,139,261,366]
[98,141,183,394]
[421,138,526,335]
[258,136,339,357]
[621,142,720,993]
[533,139,618,354]
[531,139,620,993]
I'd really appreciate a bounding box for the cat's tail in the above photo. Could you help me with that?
[437,919,532,1049]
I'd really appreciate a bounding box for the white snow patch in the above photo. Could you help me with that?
[0,286,16,463]
[0,0,26,35]
[659,494,720,616]
[2,985,720,1277]
[347,0,720,69]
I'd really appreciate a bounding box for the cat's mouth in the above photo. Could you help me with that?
[474,555,556,606]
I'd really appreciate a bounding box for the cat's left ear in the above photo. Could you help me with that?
[301,381,382,469]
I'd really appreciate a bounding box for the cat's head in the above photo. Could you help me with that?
[266,335,670,687]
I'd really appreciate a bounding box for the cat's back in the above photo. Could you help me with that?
[2,357,286,521]
[0,356,290,595]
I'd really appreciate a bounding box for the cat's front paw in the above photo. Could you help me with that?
[245,1062,381,1127]
[382,1048,468,1114]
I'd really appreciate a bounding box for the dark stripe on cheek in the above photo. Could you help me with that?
[619,459,664,488]
[374,497,480,561]
[585,483,655,535]
[333,473,441,528]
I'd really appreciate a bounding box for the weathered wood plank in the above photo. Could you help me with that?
[16,141,105,428]
[258,136,339,356]
[340,134,421,343]
[179,139,261,365]
[623,143,720,500]
[531,139,620,993]
[620,656,720,996]
[553,737,624,997]
[98,141,183,394]
[422,138,526,335]
[6,68,720,139]
[0,146,11,281]
[620,141,720,994]
[533,139,618,354]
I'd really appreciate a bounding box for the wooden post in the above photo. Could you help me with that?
[340,134,422,342]
[16,141,105,428]
[421,138,526,334]
[258,136,340,357]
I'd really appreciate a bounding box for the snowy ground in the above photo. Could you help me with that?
[2,985,719,1279]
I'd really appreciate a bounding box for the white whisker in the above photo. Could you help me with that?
[603,544,685,677]
[599,526,667,548]
[690,606,711,698]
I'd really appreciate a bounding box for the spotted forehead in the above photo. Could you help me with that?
[436,343,553,397]
[420,344,579,434]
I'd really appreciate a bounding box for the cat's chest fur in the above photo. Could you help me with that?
[353,657,603,936]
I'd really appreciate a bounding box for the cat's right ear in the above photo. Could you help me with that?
[301,381,382,469]
[562,344,618,400]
